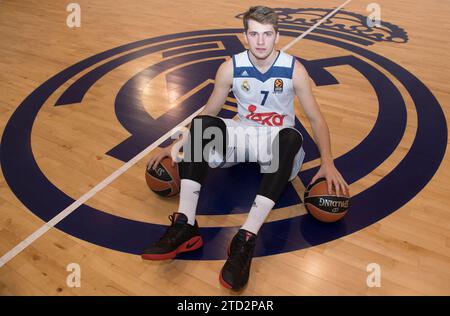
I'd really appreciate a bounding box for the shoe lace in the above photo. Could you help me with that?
[158,214,182,244]
[228,238,253,268]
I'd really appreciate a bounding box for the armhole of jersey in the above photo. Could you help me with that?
[289,56,296,79]
[232,54,236,79]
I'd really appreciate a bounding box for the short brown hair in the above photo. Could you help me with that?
[243,6,278,32]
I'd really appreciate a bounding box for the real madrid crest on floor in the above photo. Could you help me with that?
[0,0,449,296]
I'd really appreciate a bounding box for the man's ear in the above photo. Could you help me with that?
[275,31,280,44]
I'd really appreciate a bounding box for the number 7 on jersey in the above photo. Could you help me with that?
[260,90,269,106]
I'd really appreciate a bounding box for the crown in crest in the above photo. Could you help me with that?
[236,8,408,45]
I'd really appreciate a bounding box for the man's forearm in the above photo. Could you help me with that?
[310,119,334,165]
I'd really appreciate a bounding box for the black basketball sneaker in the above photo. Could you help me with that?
[219,229,257,291]
[141,212,203,260]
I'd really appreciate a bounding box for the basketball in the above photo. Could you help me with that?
[145,157,181,197]
[304,177,350,223]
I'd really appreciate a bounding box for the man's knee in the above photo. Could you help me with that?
[181,116,226,183]
[276,128,303,155]
[191,115,225,131]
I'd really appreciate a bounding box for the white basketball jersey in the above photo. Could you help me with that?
[232,50,296,127]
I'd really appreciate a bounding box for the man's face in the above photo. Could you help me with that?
[244,19,279,60]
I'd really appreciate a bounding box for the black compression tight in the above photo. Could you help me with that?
[180,115,303,203]
[257,128,303,202]
[180,115,228,184]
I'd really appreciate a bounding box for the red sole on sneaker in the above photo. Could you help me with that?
[141,235,203,261]
[219,270,233,289]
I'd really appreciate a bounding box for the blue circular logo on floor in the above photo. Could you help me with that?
[0,11,447,259]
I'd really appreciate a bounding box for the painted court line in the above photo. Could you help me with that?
[281,0,352,52]
[0,0,352,268]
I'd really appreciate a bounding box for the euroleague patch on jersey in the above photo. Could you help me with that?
[274,79,283,93]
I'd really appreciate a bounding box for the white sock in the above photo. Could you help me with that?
[241,195,275,235]
[177,179,201,225]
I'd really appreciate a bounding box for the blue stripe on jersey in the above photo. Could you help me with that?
[232,54,236,77]
[290,55,296,78]
[234,66,293,82]
[233,50,295,82]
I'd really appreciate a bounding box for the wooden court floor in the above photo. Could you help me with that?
[0,0,449,295]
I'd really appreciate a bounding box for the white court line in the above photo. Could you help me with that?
[0,108,203,268]
[281,0,352,52]
[0,0,352,268]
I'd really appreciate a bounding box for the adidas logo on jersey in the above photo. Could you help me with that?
[241,70,249,76]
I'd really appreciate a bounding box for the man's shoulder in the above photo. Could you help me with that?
[215,58,233,84]
[275,51,296,68]
[233,50,250,66]
[220,57,233,71]
[292,58,309,86]
[292,58,306,73]
[279,50,293,58]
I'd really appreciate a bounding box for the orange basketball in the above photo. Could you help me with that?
[145,157,180,197]
[304,177,350,223]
